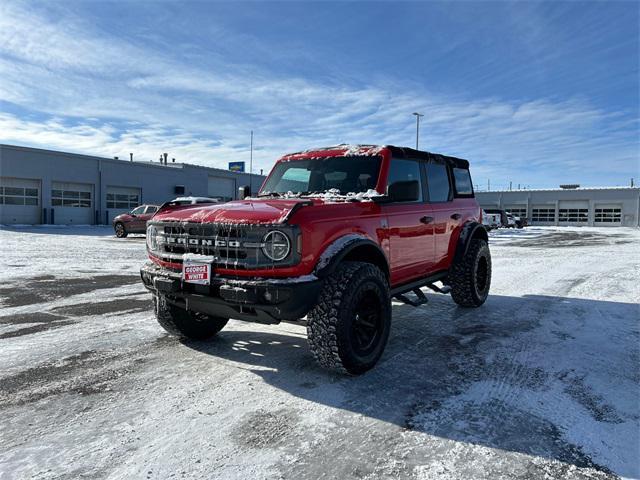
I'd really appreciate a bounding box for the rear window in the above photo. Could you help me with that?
[453,168,473,196]
[425,163,451,202]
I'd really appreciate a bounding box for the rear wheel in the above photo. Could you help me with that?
[154,294,228,339]
[449,238,491,307]
[307,261,391,375]
[114,222,128,238]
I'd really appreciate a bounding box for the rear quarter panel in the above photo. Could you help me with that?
[442,197,481,270]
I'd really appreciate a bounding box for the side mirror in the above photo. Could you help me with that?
[388,180,419,202]
[238,185,251,200]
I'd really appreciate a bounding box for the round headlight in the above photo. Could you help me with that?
[146,225,159,251]
[262,230,290,261]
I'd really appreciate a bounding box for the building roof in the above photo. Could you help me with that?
[0,143,258,178]
[476,186,639,193]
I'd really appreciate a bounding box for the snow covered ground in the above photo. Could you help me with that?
[0,225,638,479]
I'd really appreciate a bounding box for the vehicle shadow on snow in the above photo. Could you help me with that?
[183,293,638,478]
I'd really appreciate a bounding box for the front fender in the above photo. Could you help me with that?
[314,234,389,279]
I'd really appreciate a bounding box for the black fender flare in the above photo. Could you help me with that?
[314,235,390,280]
[453,221,489,264]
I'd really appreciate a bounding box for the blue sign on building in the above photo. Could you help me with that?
[229,161,245,173]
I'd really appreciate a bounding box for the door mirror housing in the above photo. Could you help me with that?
[388,180,420,202]
[238,185,251,200]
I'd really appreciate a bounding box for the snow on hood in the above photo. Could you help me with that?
[154,199,309,225]
[155,188,384,225]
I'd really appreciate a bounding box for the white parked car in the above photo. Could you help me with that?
[482,210,501,230]
[505,212,525,228]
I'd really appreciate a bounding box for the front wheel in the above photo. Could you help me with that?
[449,238,491,308]
[154,295,228,339]
[307,261,391,375]
[114,222,128,238]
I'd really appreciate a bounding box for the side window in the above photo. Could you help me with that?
[425,163,451,202]
[453,168,473,196]
[145,206,158,214]
[131,206,146,214]
[386,159,422,202]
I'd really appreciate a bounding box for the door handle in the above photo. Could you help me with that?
[450,213,462,220]
[420,216,434,224]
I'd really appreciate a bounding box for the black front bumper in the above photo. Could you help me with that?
[140,262,322,324]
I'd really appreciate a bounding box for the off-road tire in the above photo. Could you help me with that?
[114,222,128,238]
[154,294,228,339]
[450,238,491,308]
[307,261,391,375]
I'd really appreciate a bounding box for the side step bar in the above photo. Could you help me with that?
[390,271,451,307]
[395,288,429,307]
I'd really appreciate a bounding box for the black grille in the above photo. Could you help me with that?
[150,221,300,269]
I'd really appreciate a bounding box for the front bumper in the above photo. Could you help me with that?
[140,262,322,324]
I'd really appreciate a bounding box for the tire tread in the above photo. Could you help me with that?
[449,238,491,308]
[307,261,389,374]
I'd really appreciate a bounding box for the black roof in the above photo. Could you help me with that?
[387,145,469,169]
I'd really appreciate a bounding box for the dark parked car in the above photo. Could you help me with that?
[113,204,159,238]
[167,196,220,205]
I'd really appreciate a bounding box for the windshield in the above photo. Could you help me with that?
[259,156,381,196]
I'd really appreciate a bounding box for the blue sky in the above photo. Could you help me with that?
[0,1,638,189]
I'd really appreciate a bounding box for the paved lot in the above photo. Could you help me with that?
[0,226,638,479]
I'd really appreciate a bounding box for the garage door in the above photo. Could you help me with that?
[558,200,589,224]
[0,177,41,225]
[531,205,556,223]
[106,186,141,223]
[52,182,94,225]
[208,176,235,202]
[504,205,527,219]
[594,204,622,225]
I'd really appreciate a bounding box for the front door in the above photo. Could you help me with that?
[384,158,435,285]
[129,205,148,232]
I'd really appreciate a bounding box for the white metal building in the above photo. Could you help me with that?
[0,144,265,225]
[476,187,640,227]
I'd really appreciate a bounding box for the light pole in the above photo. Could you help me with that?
[412,112,424,150]
[249,130,253,192]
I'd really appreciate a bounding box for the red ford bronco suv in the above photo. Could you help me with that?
[141,145,491,374]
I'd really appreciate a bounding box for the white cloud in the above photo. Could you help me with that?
[0,1,637,188]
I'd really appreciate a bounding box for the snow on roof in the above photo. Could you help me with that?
[476,186,639,193]
[282,144,384,160]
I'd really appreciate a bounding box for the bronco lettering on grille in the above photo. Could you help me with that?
[163,236,242,247]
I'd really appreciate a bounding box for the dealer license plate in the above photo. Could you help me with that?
[182,260,211,285]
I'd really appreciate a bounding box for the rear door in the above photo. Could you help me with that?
[423,161,454,270]
[383,158,435,285]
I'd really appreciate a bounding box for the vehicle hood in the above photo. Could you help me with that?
[113,213,131,222]
[153,199,311,224]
